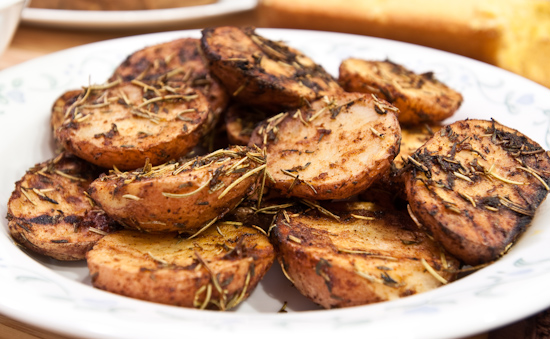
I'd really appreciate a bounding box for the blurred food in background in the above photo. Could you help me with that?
[258,0,550,89]
[28,0,217,10]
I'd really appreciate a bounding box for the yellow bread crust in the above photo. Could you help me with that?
[258,0,550,88]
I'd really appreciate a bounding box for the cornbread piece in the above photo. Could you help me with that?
[257,0,550,89]
[249,92,401,200]
[111,38,228,118]
[201,26,342,111]
[7,153,119,261]
[339,59,462,125]
[404,119,550,265]
[88,146,265,234]
[272,201,459,309]
[54,80,213,170]
[87,224,275,309]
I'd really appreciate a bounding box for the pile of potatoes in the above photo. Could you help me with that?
[7,26,550,310]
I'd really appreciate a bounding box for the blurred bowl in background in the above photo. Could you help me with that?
[0,0,27,58]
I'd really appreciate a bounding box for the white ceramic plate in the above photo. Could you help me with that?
[2,29,550,339]
[20,0,256,29]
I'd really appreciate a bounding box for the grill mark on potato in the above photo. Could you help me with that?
[7,152,120,260]
[339,58,462,125]
[201,26,342,111]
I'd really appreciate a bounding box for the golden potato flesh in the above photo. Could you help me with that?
[87,223,275,309]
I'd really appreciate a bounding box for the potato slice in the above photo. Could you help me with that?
[225,104,269,146]
[7,152,119,261]
[51,89,81,134]
[404,119,550,265]
[380,124,443,198]
[88,146,266,234]
[395,124,442,171]
[271,201,459,309]
[87,223,275,309]
[110,38,229,118]
[249,92,401,200]
[54,80,213,170]
[339,59,463,125]
[201,26,342,111]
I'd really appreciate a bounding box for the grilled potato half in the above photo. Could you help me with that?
[249,92,401,200]
[201,26,342,111]
[271,201,459,309]
[87,223,275,309]
[339,59,463,126]
[88,146,266,234]
[7,152,119,261]
[110,37,229,117]
[54,80,213,170]
[404,119,550,265]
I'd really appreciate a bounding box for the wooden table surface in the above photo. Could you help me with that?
[0,7,545,339]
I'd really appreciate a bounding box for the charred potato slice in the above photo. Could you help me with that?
[55,80,213,170]
[201,26,342,111]
[272,201,459,309]
[51,89,82,135]
[404,119,550,265]
[249,92,401,200]
[338,59,463,126]
[225,104,269,146]
[87,223,275,309]
[7,153,119,261]
[110,38,229,117]
[88,146,266,234]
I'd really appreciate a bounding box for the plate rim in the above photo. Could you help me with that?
[20,0,257,29]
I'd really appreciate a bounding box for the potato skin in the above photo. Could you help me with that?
[201,26,342,111]
[55,81,213,170]
[7,152,119,261]
[249,92,401,200]
[404,119,550,265]
[88,146,265,233]
[87,225,275,309]
[272,202,459,308]
[339,58,463,126]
